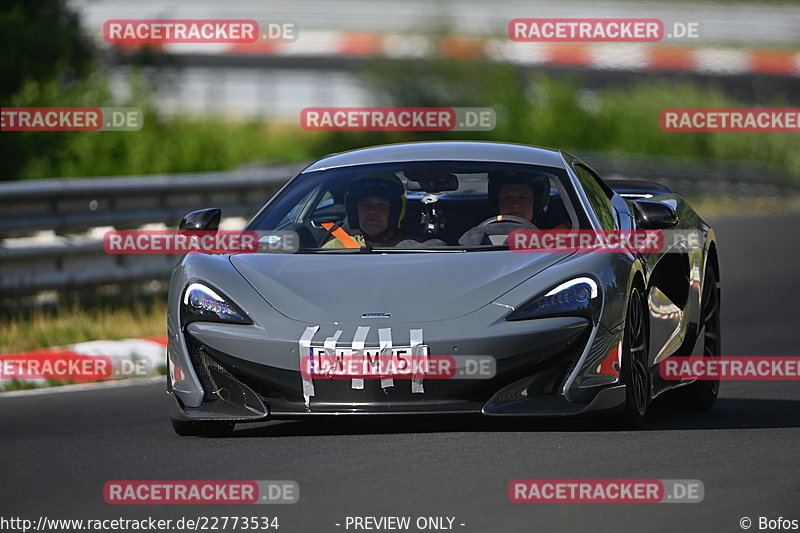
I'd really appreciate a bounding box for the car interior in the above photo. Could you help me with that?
[275,165,575,249]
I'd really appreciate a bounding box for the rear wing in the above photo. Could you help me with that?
[604,179,672,199]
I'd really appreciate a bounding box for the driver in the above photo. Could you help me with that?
[458,171,570,247]
[497,181,536,221]
[322,174,415,248]
[488,172,571,229]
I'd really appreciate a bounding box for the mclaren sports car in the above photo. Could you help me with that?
[166,141,721,435]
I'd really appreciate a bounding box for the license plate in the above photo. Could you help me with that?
[308,345,428,378]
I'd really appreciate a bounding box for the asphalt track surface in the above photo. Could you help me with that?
[2,214,799,533]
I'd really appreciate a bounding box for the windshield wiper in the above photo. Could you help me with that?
[463,245,509,251]
[297,245,511,253]
[297,247,364,253]
[370,247,468,253]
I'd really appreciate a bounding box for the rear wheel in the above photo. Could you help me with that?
[618,287,650,428]
[664,264,720,411]
[171,419,235,437]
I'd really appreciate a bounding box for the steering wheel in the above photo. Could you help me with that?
[477,215,537,229]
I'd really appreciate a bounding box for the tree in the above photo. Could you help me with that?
[0,0,95,179]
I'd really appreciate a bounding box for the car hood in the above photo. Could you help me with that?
[230,251,570,324]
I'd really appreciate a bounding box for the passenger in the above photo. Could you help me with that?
[322,174,416,248]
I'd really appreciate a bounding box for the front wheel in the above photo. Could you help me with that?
[617,287,650,428]
[171,419,235,437]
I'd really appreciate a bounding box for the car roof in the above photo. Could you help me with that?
[301,141,567,173]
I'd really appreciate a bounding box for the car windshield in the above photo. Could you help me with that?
[247,161,585,252]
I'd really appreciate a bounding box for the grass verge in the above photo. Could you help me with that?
[5,67,799,183]
[0,296,166,355]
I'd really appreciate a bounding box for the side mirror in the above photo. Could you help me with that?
[179,208,221,232]
[633,200,678,229]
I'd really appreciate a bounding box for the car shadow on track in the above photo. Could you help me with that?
[222,398,800,438]
[643,397,800,431]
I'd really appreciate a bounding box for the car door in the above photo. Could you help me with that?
[572,161,677,369]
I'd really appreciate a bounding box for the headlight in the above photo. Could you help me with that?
[506,277,600,322]
[182,282,252,325]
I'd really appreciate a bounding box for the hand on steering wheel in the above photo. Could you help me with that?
[477,215,537,229]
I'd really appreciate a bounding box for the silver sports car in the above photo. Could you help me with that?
[166,141,720,436]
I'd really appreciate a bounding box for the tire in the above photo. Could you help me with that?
[617,287,650,428]
[171,418,235,437]
[664,264,721,412]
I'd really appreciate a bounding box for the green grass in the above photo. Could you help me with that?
[355,60,800,180]
[1,294,169,392]
[0,296,167,354]
[2,72,317,180]
[5,61,798,184]
[10,114,316,179]
[688,195,800,219]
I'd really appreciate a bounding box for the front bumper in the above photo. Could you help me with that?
[167,313,626,422]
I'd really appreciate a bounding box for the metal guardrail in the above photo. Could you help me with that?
[0,164,304,238]
[1,157,798,296]
[0,164,305,295]
[577,151,800,198]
